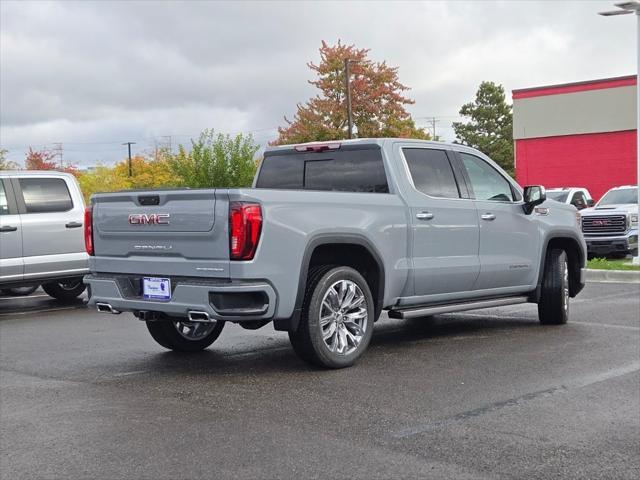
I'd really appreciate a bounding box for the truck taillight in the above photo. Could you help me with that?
[229,202,262,260]
[84,207,94,256]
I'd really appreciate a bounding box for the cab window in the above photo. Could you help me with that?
[0,182,9,215]
[460,153,514,202]
[403,148,461,198]
[18,178,73,213]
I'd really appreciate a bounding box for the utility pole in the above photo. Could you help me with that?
[53,143,63,169]
[428,117,439,140]
[122,142,136,177]
[344,59,354,139]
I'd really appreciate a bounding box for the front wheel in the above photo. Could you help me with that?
[42,279,86,301]
[146,319,225,352]
[289,266,375,369]
[538,249,570,325]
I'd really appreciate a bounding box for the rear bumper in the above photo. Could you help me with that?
[84,274,277,322]
[584,229,638,255]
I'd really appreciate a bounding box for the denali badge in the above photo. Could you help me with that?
[128,213,170,225]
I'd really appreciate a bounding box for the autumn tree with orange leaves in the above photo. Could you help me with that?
[274,41,429,145]
[24,147,78,174]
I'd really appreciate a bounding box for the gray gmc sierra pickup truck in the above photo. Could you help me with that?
[84,138,586,368]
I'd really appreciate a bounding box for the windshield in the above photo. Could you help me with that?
[546,191,569,202]
[597,187,638,206]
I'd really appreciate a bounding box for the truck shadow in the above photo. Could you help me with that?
[120,314,542,377]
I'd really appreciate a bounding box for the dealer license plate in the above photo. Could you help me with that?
[142,277,171,301]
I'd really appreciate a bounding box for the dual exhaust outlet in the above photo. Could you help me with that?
[96,303,212,323]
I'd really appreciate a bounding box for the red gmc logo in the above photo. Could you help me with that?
[592,219,610,226]
[128,213,171,225]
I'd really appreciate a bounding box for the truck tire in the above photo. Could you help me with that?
[42,279,86,301]
[538,249,569,325]
[146,319,225,352]
[289,266,375,369]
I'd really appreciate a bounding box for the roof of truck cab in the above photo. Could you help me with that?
[264,138,461,152]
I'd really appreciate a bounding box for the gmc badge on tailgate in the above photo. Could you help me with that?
[128,213,171,225]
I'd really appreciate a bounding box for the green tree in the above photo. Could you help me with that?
[167,130,259,188]
[0,149,19,170]
[274,40,429,145]
[452,81,514,174]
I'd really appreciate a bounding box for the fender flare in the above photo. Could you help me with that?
[273,234,386,332]
[532,232,586,302]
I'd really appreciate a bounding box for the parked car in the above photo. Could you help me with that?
[579,185,639,258]
[546,187,594,210]
[84,139,586,368]
[0,171,89,301]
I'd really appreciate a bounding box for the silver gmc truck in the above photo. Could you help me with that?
[84,139,586,368]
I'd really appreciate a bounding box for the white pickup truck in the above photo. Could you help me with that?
[0,171,88,301]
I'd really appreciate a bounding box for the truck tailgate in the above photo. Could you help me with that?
[91,189,230,278]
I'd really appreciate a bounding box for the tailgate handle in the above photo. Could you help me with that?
[65,221,83,228]
[138,195,160,206]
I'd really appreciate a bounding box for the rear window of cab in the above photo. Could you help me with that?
[256,145,389,193]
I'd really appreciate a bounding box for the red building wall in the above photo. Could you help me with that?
[513,75,637,202]
[515,130,637,201]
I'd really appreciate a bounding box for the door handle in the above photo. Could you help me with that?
[0,225,18,232]
[481,213,496,221]
[65,221,83,229]
[416,212,434,220]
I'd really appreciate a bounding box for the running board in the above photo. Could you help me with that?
[388,296,529,319]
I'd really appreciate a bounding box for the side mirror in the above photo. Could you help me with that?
[587,199,595,207]
[523,185,546,215]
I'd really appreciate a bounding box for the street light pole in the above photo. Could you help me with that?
[599,1,640,265]
[344,59,354,139]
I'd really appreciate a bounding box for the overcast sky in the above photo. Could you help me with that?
[0,0,635,167]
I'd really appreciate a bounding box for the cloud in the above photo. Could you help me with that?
[0,0,635,165]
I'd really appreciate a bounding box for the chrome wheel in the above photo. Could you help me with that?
[173,321,217,341]
[319,279,368,356]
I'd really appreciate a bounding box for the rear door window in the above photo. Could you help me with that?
[0,182,9,215]
[402,148,460,198]
[256,146,389,193]
[18,178,73,213]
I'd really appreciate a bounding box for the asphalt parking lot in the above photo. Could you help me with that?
[1,282,639,480]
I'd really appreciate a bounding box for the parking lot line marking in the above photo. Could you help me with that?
[112,370,151,377]
[571,321,640,331]
[389,361,640,440]
[454,312,639,330]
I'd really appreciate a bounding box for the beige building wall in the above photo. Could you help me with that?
[513,85,636,140]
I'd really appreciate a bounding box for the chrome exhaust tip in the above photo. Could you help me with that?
[96,302,121,314]
[187,310,211,322]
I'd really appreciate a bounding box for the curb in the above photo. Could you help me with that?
[585,269,640,284]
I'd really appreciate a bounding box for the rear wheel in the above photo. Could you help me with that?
[146,319,225,352]
[289,266,375,369]
[42,279,86,301]
[538,249,570,325]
